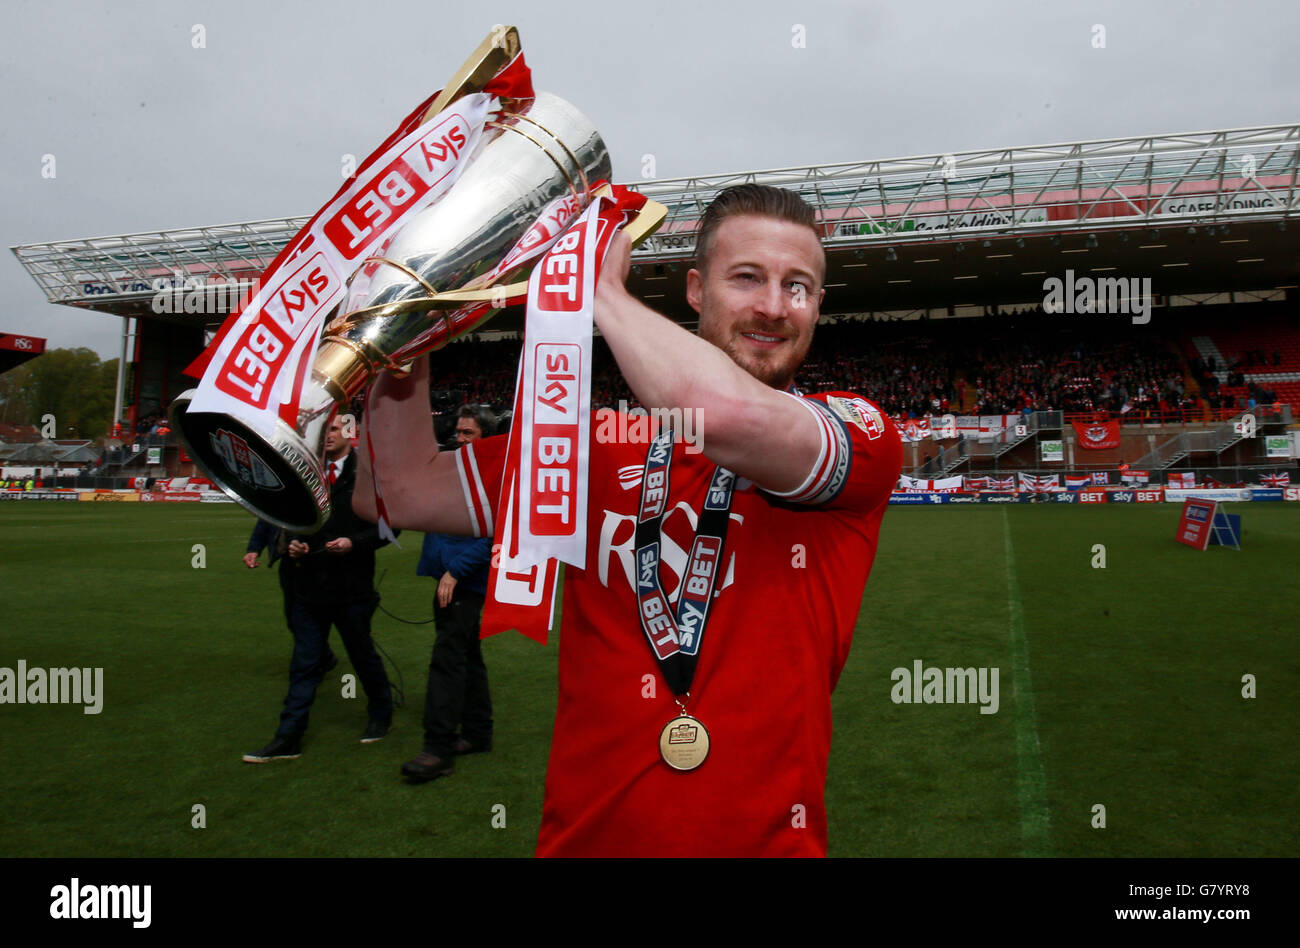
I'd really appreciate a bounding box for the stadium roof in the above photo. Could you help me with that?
[11,123,1300,331]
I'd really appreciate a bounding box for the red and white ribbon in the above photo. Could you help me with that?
[184,55,534,440]
[483,186,649,643]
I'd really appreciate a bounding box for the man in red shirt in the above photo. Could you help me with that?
[357,184,902,856]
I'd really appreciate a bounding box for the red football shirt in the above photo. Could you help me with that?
[456,391,901,856]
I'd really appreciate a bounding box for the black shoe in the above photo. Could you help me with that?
[242,735,302,763]
[401,751,454,783]
[453,737,492,755]
[360,720,391,744]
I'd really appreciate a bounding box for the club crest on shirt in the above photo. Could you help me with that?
[826,396,885,440]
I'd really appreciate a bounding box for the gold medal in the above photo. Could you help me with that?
[659,713,710,771]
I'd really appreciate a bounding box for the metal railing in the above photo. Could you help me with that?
[915,411,1061,474]
[11,217,300,310]
[1065,404,1294,426]
[1129,407,1292,468]
[632,123,1300,258]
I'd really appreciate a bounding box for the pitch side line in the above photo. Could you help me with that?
[1001,507,1052,856]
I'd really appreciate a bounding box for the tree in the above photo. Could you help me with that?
[0,348,119,442]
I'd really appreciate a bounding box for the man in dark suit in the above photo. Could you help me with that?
[401,405,496,783]
[244,518,339,677]
[243,415,395,762]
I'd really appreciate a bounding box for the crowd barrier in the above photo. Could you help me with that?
[2,486,1290,506]
[889,486,1296,504]
[0,488,234,503]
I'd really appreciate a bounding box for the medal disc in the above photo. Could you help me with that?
[659,714,710,771]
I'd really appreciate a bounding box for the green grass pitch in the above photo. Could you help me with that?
[1,501,1295,857]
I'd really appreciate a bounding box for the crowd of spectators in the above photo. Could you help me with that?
[1190,356,1280,411]
[415,316,1276,423]
[120,311,1265,438]
[964,338,1189,416]
[799,322,960,417]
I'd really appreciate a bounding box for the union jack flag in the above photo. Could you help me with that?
[1261,472,1290,488]
[989,476,1015,491]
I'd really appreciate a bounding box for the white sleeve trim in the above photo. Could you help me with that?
[762,392,836,502]
[454,444,494,539]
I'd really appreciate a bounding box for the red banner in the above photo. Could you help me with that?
[1073,420,1120,449]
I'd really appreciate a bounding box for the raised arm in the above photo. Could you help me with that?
[352,354,472,534]
[593,228,824,495]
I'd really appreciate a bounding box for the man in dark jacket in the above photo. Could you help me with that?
[243,416,395,762]
[401,406,495,782]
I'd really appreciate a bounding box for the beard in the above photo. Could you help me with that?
[702,321,812,391]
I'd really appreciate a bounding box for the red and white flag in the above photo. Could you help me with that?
[899,417,931,442]
[1167,471,1197,489]
[1019,472,1059,492]
[1073,420,1120,450]
[898,474,963,493]
[964,475,989,491]
[1121,470,1150,485]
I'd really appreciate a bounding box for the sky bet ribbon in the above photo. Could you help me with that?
[633,427,736,695]
[183,53,535,440]
[481,186,651,643]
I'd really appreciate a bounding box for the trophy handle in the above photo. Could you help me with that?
[422,26,524,120]
[437,190,667,305]
[599,185,668,249]
[329,194,668,320]
[318,192,668,383]
[438,190,667,305]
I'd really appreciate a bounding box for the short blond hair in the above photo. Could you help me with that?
[695,184,821,273]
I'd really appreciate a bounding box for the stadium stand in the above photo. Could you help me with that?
[9,124,1296,483]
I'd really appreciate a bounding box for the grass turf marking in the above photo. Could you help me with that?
[1002,507,1052,856]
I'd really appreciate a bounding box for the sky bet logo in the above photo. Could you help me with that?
[530,345,580,534]
[535,227,586,312]
[323,111,470,260]
[215,253,339,408]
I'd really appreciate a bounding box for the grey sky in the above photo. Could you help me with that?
[3,0,1297,359]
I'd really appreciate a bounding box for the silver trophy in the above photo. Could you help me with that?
[170,27,664,530]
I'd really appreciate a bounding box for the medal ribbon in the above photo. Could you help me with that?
[633,427,736,696]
